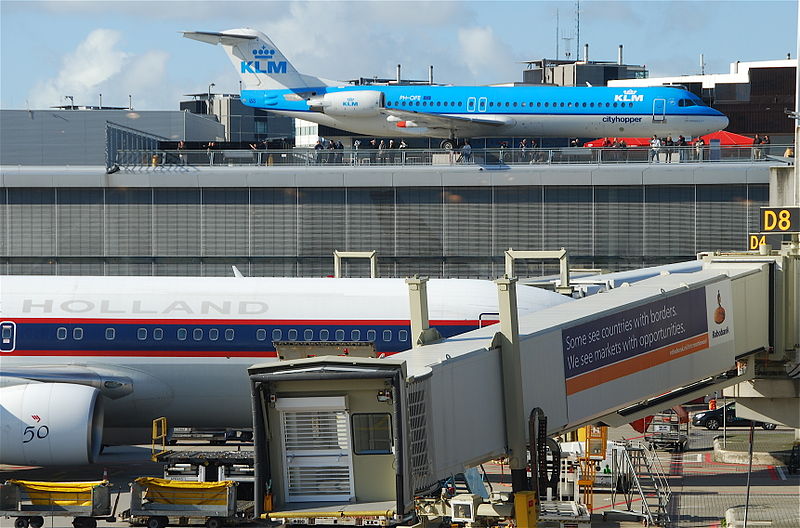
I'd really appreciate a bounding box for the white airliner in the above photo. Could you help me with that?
[184,28,729,147]
[0,275,571,466]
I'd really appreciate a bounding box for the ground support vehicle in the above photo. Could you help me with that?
[0,480,114,528]
[126,478,236,528]
[647,413,689,452]
[691,402,777,430]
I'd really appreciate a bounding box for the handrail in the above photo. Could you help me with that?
[112,144,793,170]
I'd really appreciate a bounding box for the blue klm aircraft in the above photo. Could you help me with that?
[184,28,728,147]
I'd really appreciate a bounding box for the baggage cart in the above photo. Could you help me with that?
[127,477,236,528]
[647,412,689,452]
[0,480,113,528]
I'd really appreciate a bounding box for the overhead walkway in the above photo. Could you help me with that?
[246,248,798,523]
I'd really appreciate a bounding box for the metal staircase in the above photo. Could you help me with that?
[605,440,672,526]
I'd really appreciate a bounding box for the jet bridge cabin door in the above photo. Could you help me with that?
[276,396,355,502]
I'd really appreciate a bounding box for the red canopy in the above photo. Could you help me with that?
[586,130,754,147]
[697,130,753,145]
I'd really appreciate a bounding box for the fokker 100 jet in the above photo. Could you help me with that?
[184,28,728,148]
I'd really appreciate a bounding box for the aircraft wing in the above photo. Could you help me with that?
[382,108,510,131]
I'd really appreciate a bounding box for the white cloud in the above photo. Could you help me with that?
[457,26,517,82]
[30,29,128,108]
[27,28,173,109]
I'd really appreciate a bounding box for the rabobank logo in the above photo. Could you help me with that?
[241,46,287,74]
[614,89,644,103]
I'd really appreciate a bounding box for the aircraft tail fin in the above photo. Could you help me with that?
[183,29,330,91]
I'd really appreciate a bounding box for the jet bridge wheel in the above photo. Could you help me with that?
[14,518,29,528]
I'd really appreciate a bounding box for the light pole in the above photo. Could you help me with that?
[207,83,215,115]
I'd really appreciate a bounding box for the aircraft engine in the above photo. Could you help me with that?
[0,383,104,465]
[313,91,384,117]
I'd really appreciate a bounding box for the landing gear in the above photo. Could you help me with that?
[440,139,456,150]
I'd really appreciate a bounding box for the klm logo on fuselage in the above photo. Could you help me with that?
[614,89,644,103]
[241,60,287,74]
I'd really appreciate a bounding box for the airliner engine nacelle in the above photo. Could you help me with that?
[0,383,104,465]
[310,91,384,117]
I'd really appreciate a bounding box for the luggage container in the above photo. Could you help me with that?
[0,480,113,528]
[127,478,236,528]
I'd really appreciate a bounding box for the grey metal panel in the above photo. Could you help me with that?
[297,188,346,256]
[345,188,396,255]
[344,171,394,187]
[396,188,443,257]
[594,186,644,259]
[694,165,748,184]
[57,189,104,256]
[494,186,543,256]
[540,168,592,186]
[393,171,444,187]
[6,188,55,256]
[106,261,154,275]
[441,170,492,187]
[745,166,771,184]
[246,172,298,188]
[295,171,345,188]
[696,185,749,252]
[490,171,543,186]
[202,189,249,256]
[250,259,299,277]
[746,184,769,236]
[543,186,593,255]
[251,189,298,256]
[443,188,492,257]
[643,186,696,257]
[58,259,105,275]
[198,172,250,188]
[7,259,56,275]
[642,165,698,185]
[153,189,201,256]
[395,260,444,278]
[591,166,644,186]
[154,259,202,276]
[0,188,5,256]
[105,189,152,257]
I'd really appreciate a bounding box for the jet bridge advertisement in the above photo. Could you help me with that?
[562,283,734,397]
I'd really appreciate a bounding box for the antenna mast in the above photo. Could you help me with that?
[576,0,580,62]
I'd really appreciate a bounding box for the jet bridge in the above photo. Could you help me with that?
[247,251,797,524]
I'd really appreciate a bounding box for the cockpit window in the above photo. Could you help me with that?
[678,99,695,107]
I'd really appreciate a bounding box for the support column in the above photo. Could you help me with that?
[405,276,442,348]
[494,276,528,491]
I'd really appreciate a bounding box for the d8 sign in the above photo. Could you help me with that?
[760,207,800,234]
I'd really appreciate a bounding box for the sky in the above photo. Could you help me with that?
[1,0,797,110]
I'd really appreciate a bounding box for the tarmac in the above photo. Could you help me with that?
[1,424,797,528]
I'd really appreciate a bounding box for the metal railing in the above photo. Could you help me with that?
[113,144,792,170]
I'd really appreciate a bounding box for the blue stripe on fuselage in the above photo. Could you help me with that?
[240,85,722,117]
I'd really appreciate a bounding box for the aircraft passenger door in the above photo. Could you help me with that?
[652,98,666,122]
[467,97,477,113]
[478,97,487,112]
[277,396,355,502]
[0,321,15,353]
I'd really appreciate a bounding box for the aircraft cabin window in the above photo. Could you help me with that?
[489,102,494,107]
[560,102,565,107]
[536,102,541,107]
[225,329,235,341]
[320,329,330,341]
[457,101,462,106]
[272,329,282,341]
[137,328,147,340]
[209,328,218,341]
[351,329,361,341]
[383,330,392,342]
[544,102,549,107]
[505,102,510,107]
[177,328,187,341]
[567,102,573,107]
[443,101,449,106]
[366,329,377,341]
[335,329,345,341]
[57,327,67,340]
[304,329,313,341]
[399,329,408,341]
[513,102,518,107]
[613,102,618,107]
[153,328,164,341]
[437,101,441,106]
[590,102,595,107]
[606,102,610,107]
[582,102,587,107]
[105,328,115,340]
[256,329,267,341]
[416,102,420,106]
[287,329,297,341]
[193,328,203,341]
[422,101,427,106]
[521,102,526,107]
[73,328,83,340]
